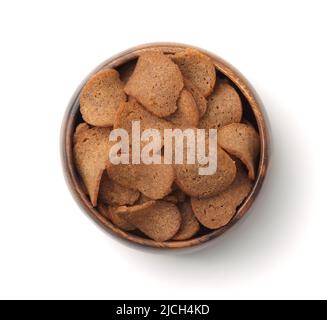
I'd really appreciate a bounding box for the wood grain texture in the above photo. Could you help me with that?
[61,43,270,250]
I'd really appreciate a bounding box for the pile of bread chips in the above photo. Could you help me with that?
[73,48,260,242]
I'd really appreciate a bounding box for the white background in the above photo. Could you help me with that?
[0,0,326,300]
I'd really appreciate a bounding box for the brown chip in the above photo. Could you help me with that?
[174,133,237,198]
[116,201,181,241]
[107,160,175,200]
[98,203,135,231]
[184,78,207,118]
[199,82,242,130]
[172,202,200,240]
[166,89,199,127]
[218,123,260,180]
[124,52,184,117]
[191,163,253,229]
[135,163,175,200]
[173,48,216,97]
[105,161,137,191]
[73,122,89,144]
[80,69,127,127]
[114,100,173,151]
[73,124,110,206]
[98,171,140,206]
[114,99,173,131]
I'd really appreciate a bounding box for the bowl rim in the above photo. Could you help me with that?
[61,42,270,250]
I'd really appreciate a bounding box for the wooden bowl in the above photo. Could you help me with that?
[61,43,269,250]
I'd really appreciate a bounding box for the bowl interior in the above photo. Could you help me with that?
[62,43,269,249]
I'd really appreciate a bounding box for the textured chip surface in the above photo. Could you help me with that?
[166,89,199,127]
[199,82,242,130]
[172,202,200,240]
[98,203,136,231]
[173,48,216,97]
[73,124,110,206]
[174,132,236,198]
[116,201,182,241]
[107,156,175,200]
[114,100,173,151]
[218,123,260,180]
[191,163,253,229]
[124,52,184,117]
[99,171,140,206]
[80,69,126,127]
[184,78,208,117]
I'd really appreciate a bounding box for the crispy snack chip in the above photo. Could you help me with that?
[173,48,216,97]
[218,123,260,180]
[73,122,90,144]
[73,123,110,206]
[199,82,242,130]
[172,202,200,241]
[98,203,136,231]
[174,136,237,198]
[80,69,126,127]
[166,89,199,127]
[114,100,173,150]
[191,163,253,229]
[99,171,140,206]
[116,201,181,241]
[125,52,184,117]
[184,78,208,118]
[107,159,175,200]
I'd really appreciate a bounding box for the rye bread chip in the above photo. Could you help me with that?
[173,48,216,97]
[191,163,253,229]
[134,162,175,199]
[106,161,137,191]
[184,78,207,118]
[172,202,200,241]
[73,122,90,144]
[166,89,199,127]
[114,100,173,151]
[124,52,184,117]
[107,159,175,200]
[199,82,242,130]
[73,124,110,206]
[116,201,182,241]
[99,171,140,206]
[98,203,136,231]
[174,131,236,198]
[80,69,126,127]
[218,123,260,180]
